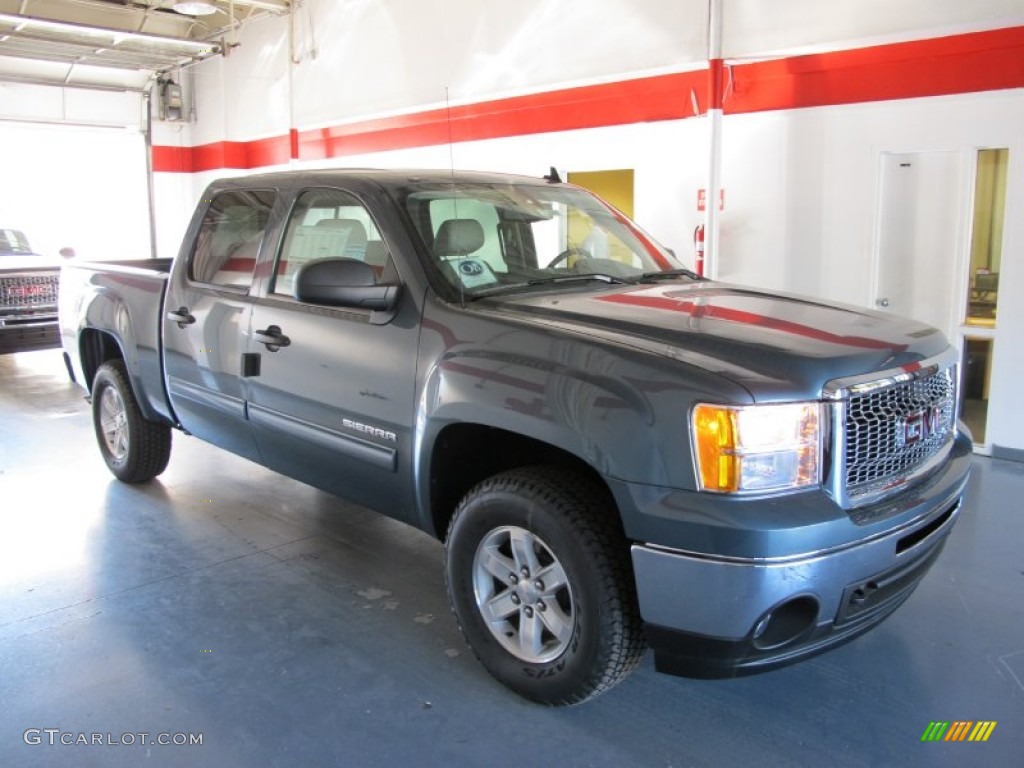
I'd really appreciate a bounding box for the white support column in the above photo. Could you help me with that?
[705,0,724,279]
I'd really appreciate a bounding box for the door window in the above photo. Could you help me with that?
[189,190,276,289]
[964,148,1007,328]
[427,198,506,273]
[956,148,1008,449]
[272,188,389,296]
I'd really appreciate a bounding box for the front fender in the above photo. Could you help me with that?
[416,347,661,478]
[411,300,752,535]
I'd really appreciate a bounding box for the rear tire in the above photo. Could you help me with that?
[91,360,171,483]
[445,466,645,705]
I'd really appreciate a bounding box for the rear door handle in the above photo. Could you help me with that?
[253,325,290,352]
[166,306,195,328]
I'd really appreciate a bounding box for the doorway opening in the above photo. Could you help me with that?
[957,148,1009,448]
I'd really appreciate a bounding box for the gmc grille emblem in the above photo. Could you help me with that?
[899,406,945,447]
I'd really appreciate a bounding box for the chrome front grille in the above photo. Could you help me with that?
[0,274,59,308]
[845,366,955,489]
[824,350,959,509]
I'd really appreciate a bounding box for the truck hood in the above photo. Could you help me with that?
[0,254,62,271]
[484,281,950,400]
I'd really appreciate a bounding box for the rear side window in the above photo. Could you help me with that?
[189,190,276,288]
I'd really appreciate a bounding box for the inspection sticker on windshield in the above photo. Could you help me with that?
[453,258,498,289]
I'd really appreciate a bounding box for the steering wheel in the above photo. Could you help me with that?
[546,247,590,270]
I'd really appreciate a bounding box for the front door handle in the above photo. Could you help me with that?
[166,306,195,328]
[253,325,290,352]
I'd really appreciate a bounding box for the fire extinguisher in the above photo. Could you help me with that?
[693,224,705,277]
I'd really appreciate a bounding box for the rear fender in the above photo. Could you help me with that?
[77,286,169,424]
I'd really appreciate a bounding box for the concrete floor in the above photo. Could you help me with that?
[1,349,1022,768]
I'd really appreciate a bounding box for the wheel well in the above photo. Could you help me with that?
[429,424,616,540]
[79,329,123,392]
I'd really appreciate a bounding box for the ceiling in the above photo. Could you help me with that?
[0,0,290,91]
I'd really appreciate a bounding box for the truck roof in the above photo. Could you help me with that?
[207,168,556,191]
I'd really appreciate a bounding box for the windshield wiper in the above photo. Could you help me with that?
[527,273,631,286]
[638,268,703,282]
[469,273,630,300]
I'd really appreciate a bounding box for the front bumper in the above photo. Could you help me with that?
[0,314,60,354]
[625,430,972,678]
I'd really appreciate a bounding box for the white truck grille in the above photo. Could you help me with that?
[0,274,59,308]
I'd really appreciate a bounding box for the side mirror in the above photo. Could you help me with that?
[294,258,400,311]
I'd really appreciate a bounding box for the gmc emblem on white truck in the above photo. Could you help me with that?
[899,406,944,447]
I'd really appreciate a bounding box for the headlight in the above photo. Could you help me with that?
[692,402,822,493]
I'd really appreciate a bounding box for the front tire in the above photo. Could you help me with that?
[445,467,645,705]
[91,360,171,483]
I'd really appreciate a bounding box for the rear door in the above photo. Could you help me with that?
[163,188,278,461]
[245,186,420,520]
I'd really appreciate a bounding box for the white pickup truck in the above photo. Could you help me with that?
[0,228,61,354]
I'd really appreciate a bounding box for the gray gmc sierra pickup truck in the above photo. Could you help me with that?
[59,169,972,705]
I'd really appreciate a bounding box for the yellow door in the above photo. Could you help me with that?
[566,169,635,266]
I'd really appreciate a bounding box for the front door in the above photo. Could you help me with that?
[873,151,963,338]
[163,188,277,461]
[244,187,419,520]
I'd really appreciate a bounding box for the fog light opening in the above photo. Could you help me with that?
[752,596,819,650]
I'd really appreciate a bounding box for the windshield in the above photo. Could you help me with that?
[0,229,35,256]
[398,180,690,299]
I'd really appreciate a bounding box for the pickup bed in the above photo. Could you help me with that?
[60,169,972,704]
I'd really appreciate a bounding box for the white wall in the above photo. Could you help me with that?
[141,0,1024,455]
[289,0,707,126]
[723,0,1024,55]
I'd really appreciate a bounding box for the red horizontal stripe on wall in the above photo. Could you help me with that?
[151,145,193,173]
[727,25,1024,114]
[154,136,292,173]
[295,71,704,160]
[246,134,292,168]
[152,26,1024,173]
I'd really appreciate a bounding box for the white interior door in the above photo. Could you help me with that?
[874,151,962,337]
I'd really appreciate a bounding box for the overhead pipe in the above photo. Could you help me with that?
[143,88,159,260]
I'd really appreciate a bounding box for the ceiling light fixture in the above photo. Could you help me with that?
[172,2,219,15]
[0,12,217,50]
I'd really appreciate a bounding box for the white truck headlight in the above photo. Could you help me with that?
[692,402,822,493]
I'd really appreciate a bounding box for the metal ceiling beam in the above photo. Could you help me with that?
[54,0,291,20]
[0,12,219,51]
[0,72,148,92]
[0,1,291,90]
[0,39,193,69]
